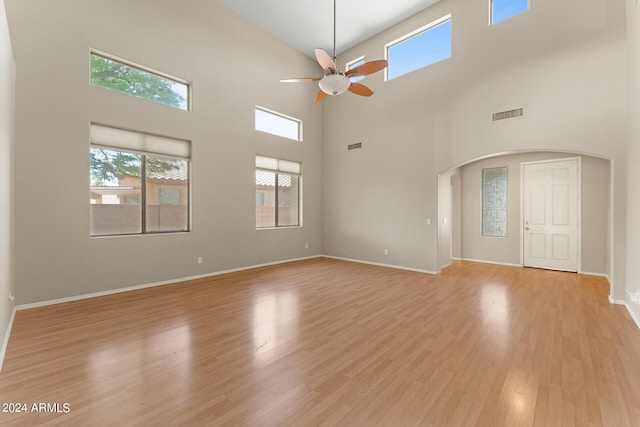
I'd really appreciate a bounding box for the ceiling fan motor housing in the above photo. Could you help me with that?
[319,74,351,96]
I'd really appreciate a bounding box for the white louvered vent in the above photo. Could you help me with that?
[347,142,363,151]
[492,108,524,122]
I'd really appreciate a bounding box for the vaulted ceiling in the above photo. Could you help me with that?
[216,0,441,58]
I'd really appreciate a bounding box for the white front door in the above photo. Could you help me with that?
[523,158,579,272]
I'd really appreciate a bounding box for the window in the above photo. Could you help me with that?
[385,15,452,80]
[255,106,302,141]
[491,0,529,25]
[90,50,190,111]
[482,167,508,237]
[255,155,301,228]
[90,124,191,236]
[346,56,366,83]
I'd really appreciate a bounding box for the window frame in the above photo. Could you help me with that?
[346,56,366,83]
[384,14,452,81]
[255,155,302,229]
[489,0,530,25]
[481,166,508,237]
[254,106,303,142]
[90,124,192,237]
[90,49,191,111]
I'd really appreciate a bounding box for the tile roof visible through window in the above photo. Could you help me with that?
[147,163,188,181]
[256,170,292,187]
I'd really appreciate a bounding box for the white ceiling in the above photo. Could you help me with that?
[217,0,441,60]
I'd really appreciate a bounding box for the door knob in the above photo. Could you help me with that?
[525,227,530,231]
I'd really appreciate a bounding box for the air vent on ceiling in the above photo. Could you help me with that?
[492,107,524,122]
[347,142,363,151]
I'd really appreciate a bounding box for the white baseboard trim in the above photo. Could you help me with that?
[322,255,437,275]
[461,258,522,268]
[438,262,453,272]
[580,271,610,281]
[624,302,640,331]
[16,255,323,311]
[609,295,640,332]
[451,257,462,261]
[0,306,16,373]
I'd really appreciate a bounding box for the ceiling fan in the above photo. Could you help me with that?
[280,0,388,103]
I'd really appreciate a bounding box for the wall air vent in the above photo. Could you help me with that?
[492,108,524,122]
[347,142,363,151]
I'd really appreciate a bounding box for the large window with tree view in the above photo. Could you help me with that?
[90,51,190,111]
[90,124,191,236]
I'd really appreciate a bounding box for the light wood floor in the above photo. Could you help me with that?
[1,258,639,426]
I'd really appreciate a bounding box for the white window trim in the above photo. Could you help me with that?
[90,48,192,111]
[90,123,192,237]
[345,55,365,72]
[384,14,452,81]
[489,0,530,25]
[254,105,303,142]
[255,155,302,229]
[346,56,366,83]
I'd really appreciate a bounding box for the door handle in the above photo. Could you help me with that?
[525,227,530,231]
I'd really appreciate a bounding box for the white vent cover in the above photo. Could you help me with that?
[492,108,524,122]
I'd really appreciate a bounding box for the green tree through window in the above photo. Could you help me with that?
[91,53,188,110]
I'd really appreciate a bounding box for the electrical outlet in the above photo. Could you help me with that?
[632,290,640,305]
[305,243,309,249]
[384,249,388,255]
[197,257,203,264]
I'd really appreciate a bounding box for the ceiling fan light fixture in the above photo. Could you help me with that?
[319,74,351,96]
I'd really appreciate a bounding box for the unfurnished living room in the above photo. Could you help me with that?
[1,0,640,425]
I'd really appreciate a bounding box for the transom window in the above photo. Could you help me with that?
[346,56,366,83]
[90,50,190,111]
[90,124,191,236]
[491,0,529,25]
[385,15,452,81]
[255,106,302,141]
[255,155,301,228]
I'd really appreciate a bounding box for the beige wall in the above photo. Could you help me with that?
[323,0,627,297]
[451,173,462,260]
[3,0,635,308]
[0,0,15,364]
[626,0,640,319]
[437,170,454,270]
[5,0,323,304]
[457,153,610,275]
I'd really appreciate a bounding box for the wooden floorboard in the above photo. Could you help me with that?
[0,258,639,426]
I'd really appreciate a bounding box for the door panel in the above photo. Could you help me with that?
[529,233,546,258]
[523,159,578,272]
[552,234,569,260]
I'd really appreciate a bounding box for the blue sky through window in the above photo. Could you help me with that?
[491,0,529,25]
[346,57,366,83]
[387,19,452,80]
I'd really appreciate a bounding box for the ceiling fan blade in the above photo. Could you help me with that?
[348,83,374,97]
[315,90,329,103]
[280,78,321,83]
[346,59,388,78]
[315,48,336,71]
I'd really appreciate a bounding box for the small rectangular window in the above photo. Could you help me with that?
[385,15,452,81]
[491,0,529,25]
[255,155,301,228]
[346,56,366,83]
[90,124,191,236]
[482,167,508,237]
[255,106,302,141]
[90,50,190,111]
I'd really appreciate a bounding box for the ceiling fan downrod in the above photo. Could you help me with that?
[332,0,337,64]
